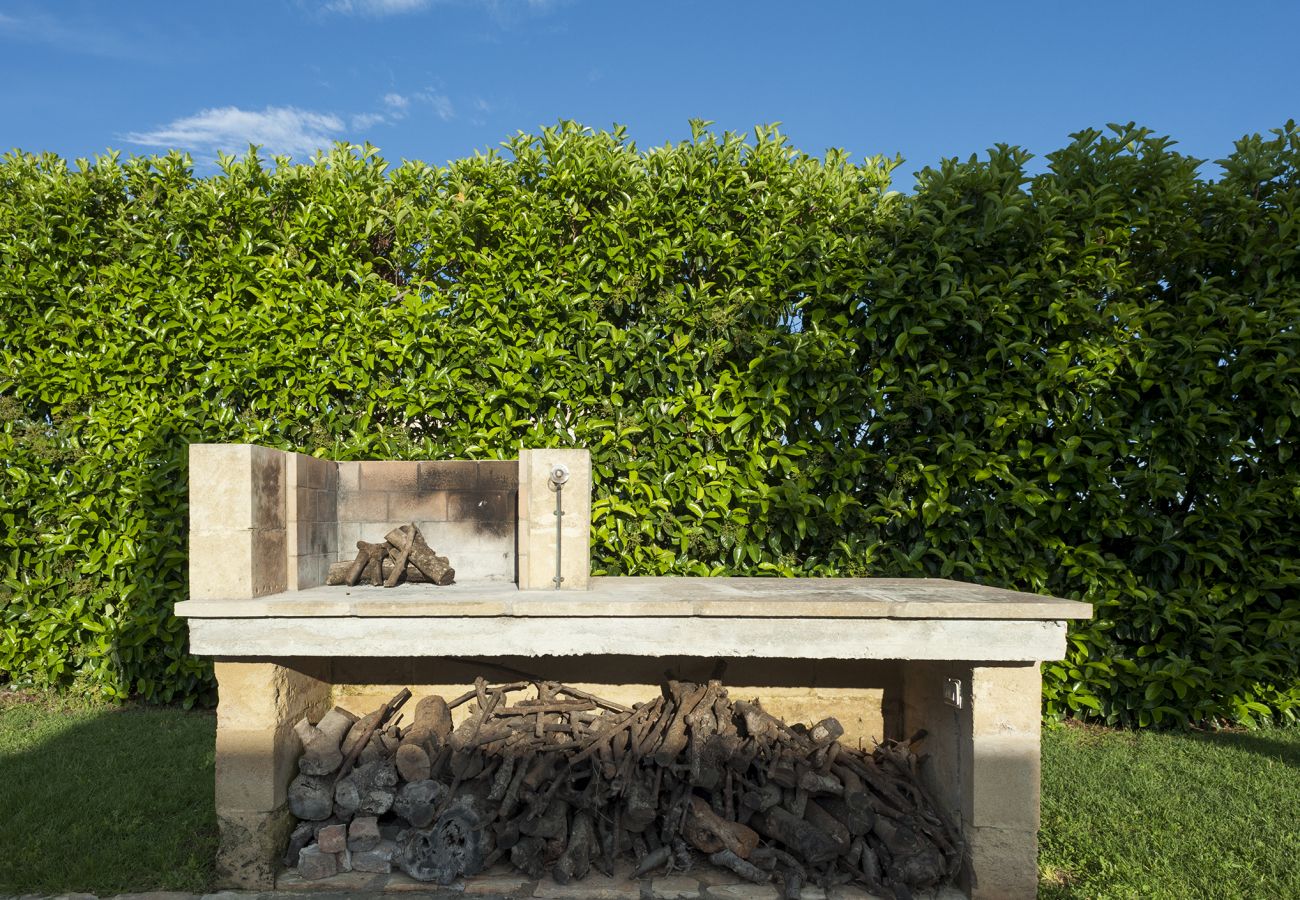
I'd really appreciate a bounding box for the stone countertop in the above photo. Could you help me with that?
[174,576,1091,621]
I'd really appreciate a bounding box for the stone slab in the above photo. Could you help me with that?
[176,576,1091,620]
[186,614,1068,661]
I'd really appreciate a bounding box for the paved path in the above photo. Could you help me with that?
[6,878,966,900]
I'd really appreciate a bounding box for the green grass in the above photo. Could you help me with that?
[1039,721,1300,899]
[2,691,1297,897]
[0,691,217,894]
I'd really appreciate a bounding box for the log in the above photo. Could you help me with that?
[751,805,841,865]
[709,849,769,884]
[552,810,596,884]
[396,744,432,782]
[345,540,390,587]
[297,707,360,776]
[385,525,455,586]
[334,758,399,817]
[684,795,759,859]
[403,694,454,752]
[632,844,671,877]
[384,523,417,587]
[327,558,435,585]
[804,799,852,857]
[285,676,962,895]
[397,801,487,884]
[654,681,710,766]
[337,688,411,782]
[394,779,447,828]
[288,773,334,821]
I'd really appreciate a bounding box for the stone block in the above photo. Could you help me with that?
[311,487,337,523]
[189,530,254,600]
[337,490,389,523]
[215,804,294,889]
[419,460,479,491]
[360,460,420,493]
[534,873,641,898]
[214,661,331,736]
[338,461,360,492]
[449,490,515,522]
[189,444,254,532]
[827,886,887,899]
[348,815,381,851]
[970,734,1041,830]
[650,874,703,898]
[336,523,361,560]
[214,724,297,811]
[295,521,335,558]
[289,553,331,592]
[517,447,591,590]
[416,520,515,581]
[295,452,335,490]
[968,825,1037,900]
[318,822,347,853]
[276,869,387,891]
[352,838,395,873]
[386,871,465,890]
[250,527,288,597]
[971,664,1041,736]
[389,490,448,522]
[462,869,530,895]
[297,844,340,880]
[477,459,520,490]
[249,445,287,530]
[705,884,780,899]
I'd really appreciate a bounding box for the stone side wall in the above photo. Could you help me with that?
[214,660,331,889]
[190,444,288,600]
[335,459,518,582]
[900,660,1042,900]
[517,448,591,590]
[286,452,338,590]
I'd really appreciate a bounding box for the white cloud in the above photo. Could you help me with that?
[324,0,430,15]
[124,106,344,158]
[384,92,410,110]
[417,91,455,121]
[350,112,387,130]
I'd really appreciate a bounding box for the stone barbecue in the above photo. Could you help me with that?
[176,443,1091,900]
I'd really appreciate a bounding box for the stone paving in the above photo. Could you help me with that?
[5,873,967,900]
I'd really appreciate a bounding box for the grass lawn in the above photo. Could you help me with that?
[1,690,1297,898]
[1040,721,1300,899]
[0,691,217,894]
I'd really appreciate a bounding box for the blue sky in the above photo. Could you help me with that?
[2,1,1297,188]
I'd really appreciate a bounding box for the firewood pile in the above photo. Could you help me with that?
[324,523,455,587]
[286,679,962,899]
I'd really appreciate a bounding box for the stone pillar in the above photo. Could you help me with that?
[899,661,1042,900]
[189,443,289,599]
[516,447,592,590]
[213,660,331,889]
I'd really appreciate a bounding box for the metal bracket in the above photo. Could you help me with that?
[943,678,963,710]
[548,464,569,589]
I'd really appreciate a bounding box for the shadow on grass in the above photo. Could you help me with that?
[0,699,217,894]
[1188,728,1300,770]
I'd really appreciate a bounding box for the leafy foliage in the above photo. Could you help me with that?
[1,121,1297,725]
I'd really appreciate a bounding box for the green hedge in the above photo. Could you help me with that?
[1,121,1297,724]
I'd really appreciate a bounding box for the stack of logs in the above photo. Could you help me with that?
[324,522,455,587]
[286,680,962,899]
